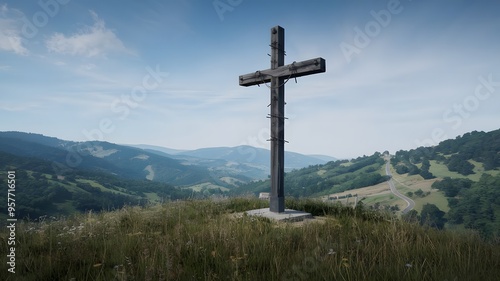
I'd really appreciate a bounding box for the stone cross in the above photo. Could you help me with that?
[239,26,326,213]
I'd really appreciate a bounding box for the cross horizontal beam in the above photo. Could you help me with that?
[239,57,326,87]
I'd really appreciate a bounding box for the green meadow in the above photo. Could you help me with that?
[2,198,499,280]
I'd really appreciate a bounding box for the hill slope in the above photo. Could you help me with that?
[232,128,500,238]
[1,129,498,237]
[0,151,195,219]
[0,132,215,186]
[373,129,500,237]
[232,152,390,198]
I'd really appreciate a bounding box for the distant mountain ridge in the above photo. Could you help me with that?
[170,145,335,169]
[125,144,187,155]
[126,144,337,171]
[0,132,336,187]
[0,132,213,186]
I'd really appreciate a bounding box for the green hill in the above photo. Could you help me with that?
[1,198,498,280]
[1,129,499,239]
[0,151,195,219]
[232,129,500,238]
[390,129,500,238]
[0,132,215,186]
[232,152,390,198]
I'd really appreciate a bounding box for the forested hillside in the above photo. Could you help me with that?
[0,132,215,186]
[0,151,195,219]
[232,152,390,198]
[391,130,500,176]
[233,129,500,238]
[391,129,500,238]
[431,174,500,238]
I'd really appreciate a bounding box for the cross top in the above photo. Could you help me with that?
[239,26,326,213]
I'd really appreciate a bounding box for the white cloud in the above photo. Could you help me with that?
[0,4,29,55]
[45,10,131,57]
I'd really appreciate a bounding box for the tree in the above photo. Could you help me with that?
[420,203,447,229]
[414,189,424,197]
[446,155,474,175]
[432,177,473,197]
[446,174,500,238]
[395,164,409,174]
[402,209,419,223]
[407,164,420,175]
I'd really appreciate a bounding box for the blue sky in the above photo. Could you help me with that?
[1,0,499,159]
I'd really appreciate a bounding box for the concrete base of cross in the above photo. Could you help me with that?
[245,208,312,222]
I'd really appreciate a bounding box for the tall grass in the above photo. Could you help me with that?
[1,198,499,280]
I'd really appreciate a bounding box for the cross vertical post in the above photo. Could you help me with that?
[270,26,285,213]
[239,25,326,214]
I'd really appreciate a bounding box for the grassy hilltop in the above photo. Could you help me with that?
[1,198,499,281]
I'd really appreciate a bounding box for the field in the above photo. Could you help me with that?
[389,168,448,213]
[429,160,500,181]
[323,181,407,211]
[2,198,498,280]
[324,161,450,214]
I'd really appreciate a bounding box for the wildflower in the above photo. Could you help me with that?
[327,249,336,255]
[230,254,247,262]
[405,263,412,268]
[342,257,350,268]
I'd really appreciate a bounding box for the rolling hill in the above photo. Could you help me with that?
[0,131,336,219]
[126,144,337,180]
[0,132,335,187]
[0,132,214,186]
[0,151,192,219]
[1,129,499,237]
[231,152,390,198]
[170,145,336,169]
[232,128,500,237]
